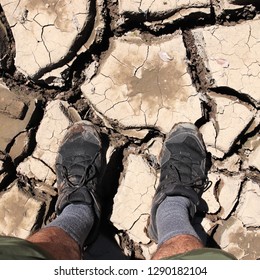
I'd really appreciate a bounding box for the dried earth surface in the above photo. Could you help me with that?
[0,0,259,260]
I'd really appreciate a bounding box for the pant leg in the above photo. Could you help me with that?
[0,236,52,260]
[164,248,237,260]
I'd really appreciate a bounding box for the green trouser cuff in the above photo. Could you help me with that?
[0,236,52,260]
[164,248,237,260]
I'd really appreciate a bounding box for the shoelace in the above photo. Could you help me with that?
[57,151,100,190]
[162,156,211,192]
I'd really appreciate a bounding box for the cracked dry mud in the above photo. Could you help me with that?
[0,0,259,260]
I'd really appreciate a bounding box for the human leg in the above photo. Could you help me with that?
[27,203,95,259]
[27,227,81,259]
[27,121,106,259]
[148,123,210,260]
[152,235,203,260]
[151,196,203,259]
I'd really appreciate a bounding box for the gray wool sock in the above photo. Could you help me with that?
[156,196,200,246]
[45,203,94,249]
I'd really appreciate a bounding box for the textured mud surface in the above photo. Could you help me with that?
[0,0,259,260]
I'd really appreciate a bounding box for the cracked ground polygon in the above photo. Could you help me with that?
[200,92,256,158]
[1,0,100,83]
[193,18,260,103]
[111,153,157,244]
[82,33,203,133]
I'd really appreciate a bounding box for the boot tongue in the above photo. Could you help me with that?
[68,175,82,186]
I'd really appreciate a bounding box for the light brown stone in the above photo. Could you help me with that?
[8,131,30,164]
[0,81,36,151]
[0,181,44,238]
[0,96,26,119]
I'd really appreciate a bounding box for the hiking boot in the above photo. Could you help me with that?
[55,121,106,245]
[148,122,209,243]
